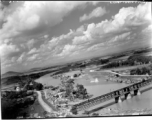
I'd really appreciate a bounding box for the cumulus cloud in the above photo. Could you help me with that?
[22,3,152,62]
[1,58,14,68]
[3,38,12,44]
[73,35,89,45]
[23,28,83,59]
[73,3,151,53]
[27,54,39,61]
[24,29,77,61]
[82,3,151,40]
[1,2,151,72]
[80,7,107,22]
[57,44,76,57]
[27,39,35,49]
[91,1,101,6]
[17,52,26,63]
[0,1,99,41]
[87,43,104,51]
[142,24,152,33]
[76,25,85,32]
[112,3,151,29]
[44,34,49,39]
[72,24,95,45]
[0,1,100,70]
[11,57,17,63]
[109,32,131,43]
[28,48,38,54]
[0,43,19,59]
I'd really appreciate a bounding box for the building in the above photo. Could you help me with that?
[15,85,21,92]
[90,70,94,72]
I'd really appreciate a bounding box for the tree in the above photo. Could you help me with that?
[60,88,65,92]
[73,74,78,77]
[23,112,28,118]
[63,79,75,101]
[92,113,99,116]
[101,59,109,64]
[32,82,43,90]
[76,84,88,99]
[65,83,74,100]
[130,67,151,75]
[70,106,78,115]
[83,110,90,116]
[43,111,47,117]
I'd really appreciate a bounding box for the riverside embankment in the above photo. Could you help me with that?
[35,91,53,113]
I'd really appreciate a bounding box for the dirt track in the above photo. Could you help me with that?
[35,91,52,113]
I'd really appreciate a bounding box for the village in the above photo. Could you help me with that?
[34,67,151,118]
[33,71,89,117]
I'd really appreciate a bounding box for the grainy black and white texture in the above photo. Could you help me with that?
[1,1,152,119]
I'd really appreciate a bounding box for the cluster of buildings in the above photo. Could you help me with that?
[105,72,151,84]
[44,71,87,117]
[52,74,69,80]
[106,75,132,84]
[44,86,73,116]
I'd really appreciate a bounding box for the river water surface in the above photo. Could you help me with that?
[35,70,152,113]
[97,88,152,114]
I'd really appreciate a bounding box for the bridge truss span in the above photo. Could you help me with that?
[73,78,152,111]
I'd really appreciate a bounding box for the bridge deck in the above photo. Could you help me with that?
[73,78,152,111]
[85,83,131,98]
[87,83,152,112]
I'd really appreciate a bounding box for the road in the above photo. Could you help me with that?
[94,69,151,77]
[106,70,152,79]
[35,91,53,113]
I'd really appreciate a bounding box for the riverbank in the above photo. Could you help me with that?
[99,108,152,116]
[41,90,57,111]
[35,91,53,113]
[90,85,152,116]
[82,83,152,115]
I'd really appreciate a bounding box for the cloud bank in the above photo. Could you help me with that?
[0,2,151,73]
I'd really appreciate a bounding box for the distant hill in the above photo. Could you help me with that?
[1,71,22,79]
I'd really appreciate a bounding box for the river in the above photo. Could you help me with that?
[97,88,152,114]
[35,70,152,113]
[35,71,129,98]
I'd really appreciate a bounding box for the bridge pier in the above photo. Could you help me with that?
[124,93,131,99]
[115,96,122,103]
[137,90,141,96]
[134,89,141,96]
[73,79,152,112]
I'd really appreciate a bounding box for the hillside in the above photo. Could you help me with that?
[1,71,22,79]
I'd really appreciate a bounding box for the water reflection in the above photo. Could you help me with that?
[98,89,152,114]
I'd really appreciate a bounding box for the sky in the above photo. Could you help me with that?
[0,1,152,74]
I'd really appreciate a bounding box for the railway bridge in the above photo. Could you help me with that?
[73,78,152,111]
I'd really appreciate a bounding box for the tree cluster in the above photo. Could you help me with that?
[2,90,34,99]
[73,73,81,78]
[2,70,51,87]
[64,79,75,100]
[1,91,36,119]
[130,67,152,75]
[70,106,78,115]
[100,59,109,64]
[75,84,88,99]
[102,55,152,69]
[128,55,152,64]
[61,78,89,101]
[26,81,43,90]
